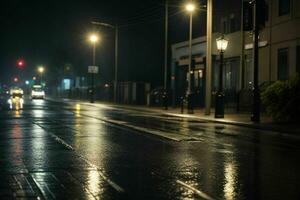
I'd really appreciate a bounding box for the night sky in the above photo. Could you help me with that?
[0,0,238,88]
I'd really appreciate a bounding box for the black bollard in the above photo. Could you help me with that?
[180,96,184,114]
[163,91,168,110]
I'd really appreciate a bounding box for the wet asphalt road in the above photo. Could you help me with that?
[0,97,300,200]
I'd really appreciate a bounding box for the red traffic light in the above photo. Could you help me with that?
[17,60,25,69]
[14,77,19,82]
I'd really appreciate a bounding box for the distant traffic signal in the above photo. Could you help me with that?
[14,77,19,82]
[17,59,25,69]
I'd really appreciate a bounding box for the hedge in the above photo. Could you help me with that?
[261,74,300,123]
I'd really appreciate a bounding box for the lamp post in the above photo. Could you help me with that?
[251,0,261,123]
[185,2,196,114]
[215,35,228,118]
[163,0,169,110]
[91,22,119,103]
[89,33,99,103]
[205,0,213,115]
[38,66,45,86]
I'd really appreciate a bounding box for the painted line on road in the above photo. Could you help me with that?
[50,132,125,193]
[47,99,204,142]
[176,180,215,200]
[77,112,203,142]
[35,123,125,194]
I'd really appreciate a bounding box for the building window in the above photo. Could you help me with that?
[230,17,236,33]
[278,0,290,16]
[297,46,300,74]
[277,48,289,80]
[221,18,228,34]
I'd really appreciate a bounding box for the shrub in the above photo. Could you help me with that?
[261,74,300,123]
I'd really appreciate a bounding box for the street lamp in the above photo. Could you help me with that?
[91,21,119,103]
[215,35,228,118]
[89,33,99,103]
[38,66,45,85]
[185,3,196,12]
[185,1,196,114]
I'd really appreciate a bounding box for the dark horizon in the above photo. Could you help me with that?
[0,0,238,87]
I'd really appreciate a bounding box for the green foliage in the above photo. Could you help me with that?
[261,74,300,123]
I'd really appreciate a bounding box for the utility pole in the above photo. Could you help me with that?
[187,11,194,114]
[163,0,169,110]
[240,0,245,90]
[91,43,96,103]
[205,0,213,115]
[251,0,260,122]
[114,25,119,103]
[164,0,168,91]
[91,21,119,103]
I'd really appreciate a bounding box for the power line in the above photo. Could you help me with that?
[119,10,183,28]
[117,5,164,24]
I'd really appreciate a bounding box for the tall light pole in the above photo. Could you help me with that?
[89,33,99,103]
[163,0,169,110]
[215,36,228,118]
[205,0,213,115]
[38,66,45,85]
[91,21,119,103]
[251,0,261,123]
[185,2,196,114]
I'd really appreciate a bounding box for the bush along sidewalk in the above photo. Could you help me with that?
[261,74,300,123]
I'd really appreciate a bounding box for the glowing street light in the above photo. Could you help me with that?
[88,33,99,103]
[216,36,229,52]
[185,2,196,13]
[38,66,45,74]
[89,34,99,44]
[215,35,229,118]
[89,33,99,66]
[91,21,119,103]
[185,1,196,114]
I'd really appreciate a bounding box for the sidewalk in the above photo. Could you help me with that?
[106,104,300,135]
[49,97,300,135]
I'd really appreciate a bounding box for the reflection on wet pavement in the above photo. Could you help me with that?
[0,98,299,199]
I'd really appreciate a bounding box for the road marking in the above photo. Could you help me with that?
[76,112,204,142]
[176,180,215,200]
[35,123,125,194]
[32,176,56,200]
